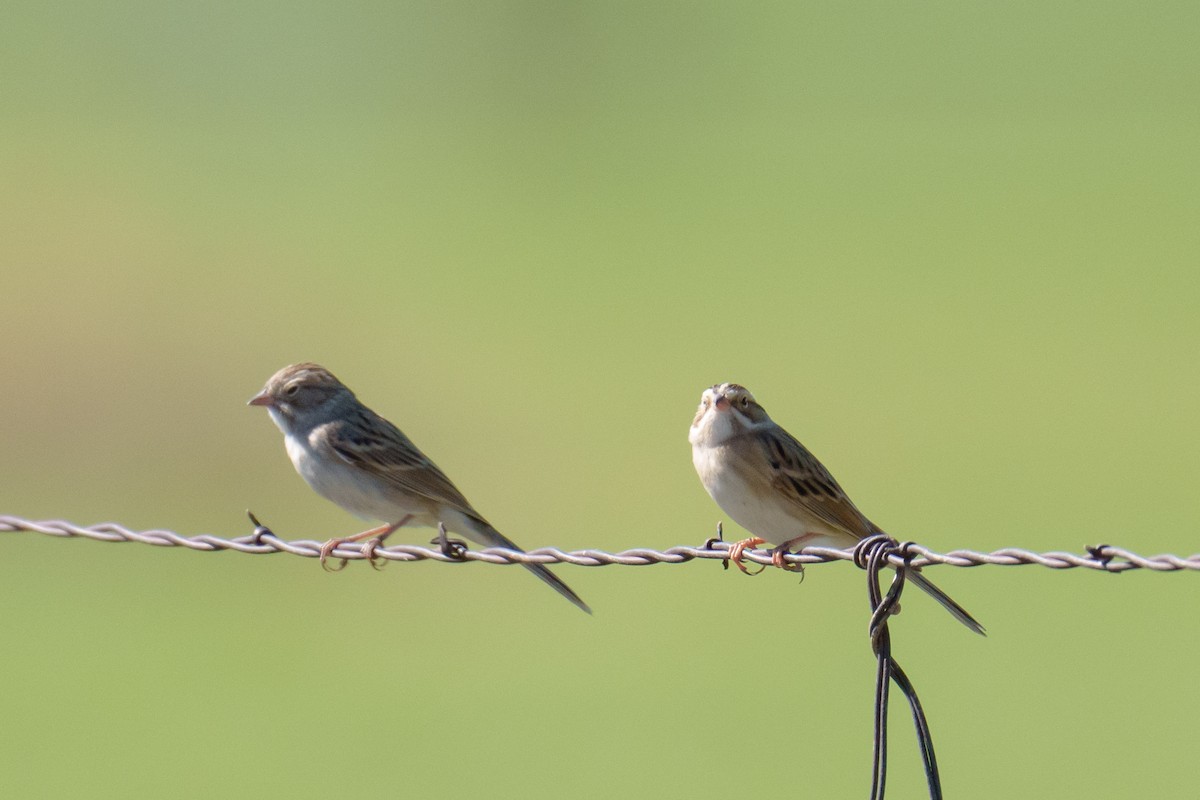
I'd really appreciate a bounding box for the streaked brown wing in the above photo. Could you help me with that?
[319,407,479,516]
[755,426,879,539]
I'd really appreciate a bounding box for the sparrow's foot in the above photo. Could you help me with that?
[728,537,767,575]
[317,518,411,573]
[318,538,353,572]
[361,538,389,571]
[769,544,804,574]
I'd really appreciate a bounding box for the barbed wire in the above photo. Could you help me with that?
[6,511,1197,800]
[2,513,1197,573]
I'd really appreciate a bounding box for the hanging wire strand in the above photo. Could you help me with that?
[855,535,943,800]
[2,514,1197,573]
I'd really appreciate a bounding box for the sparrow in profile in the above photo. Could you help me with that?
[249,363,590,613]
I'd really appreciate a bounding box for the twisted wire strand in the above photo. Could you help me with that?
[2,515,1197,573]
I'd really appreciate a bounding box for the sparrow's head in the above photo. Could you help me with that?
[689,382,771,446]
[248,363,353,429]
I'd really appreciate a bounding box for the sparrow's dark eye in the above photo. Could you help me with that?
[285,385,299,396]
[738,396,749,408]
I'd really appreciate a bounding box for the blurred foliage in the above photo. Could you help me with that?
[1,2,1197,798]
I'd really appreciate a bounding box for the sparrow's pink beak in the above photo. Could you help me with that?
[712,394,730,411]
[247,392,273,407]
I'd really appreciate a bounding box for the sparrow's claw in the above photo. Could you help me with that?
[362,538,388,570]
[728,537,767,575]
[317,520,409,573]
[318,539,352,572]
[770,544,804,574]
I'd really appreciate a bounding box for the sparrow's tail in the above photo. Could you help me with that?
[476,523,592,614]
[906,569,986,636]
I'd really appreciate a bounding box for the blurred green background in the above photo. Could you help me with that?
[2,2,1198,797]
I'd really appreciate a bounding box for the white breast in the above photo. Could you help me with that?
[692,441,851,549]
[283,428,425,523]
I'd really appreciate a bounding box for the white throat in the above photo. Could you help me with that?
[690,405,756,448]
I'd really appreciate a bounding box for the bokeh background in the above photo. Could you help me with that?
[3,3,1198,797]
